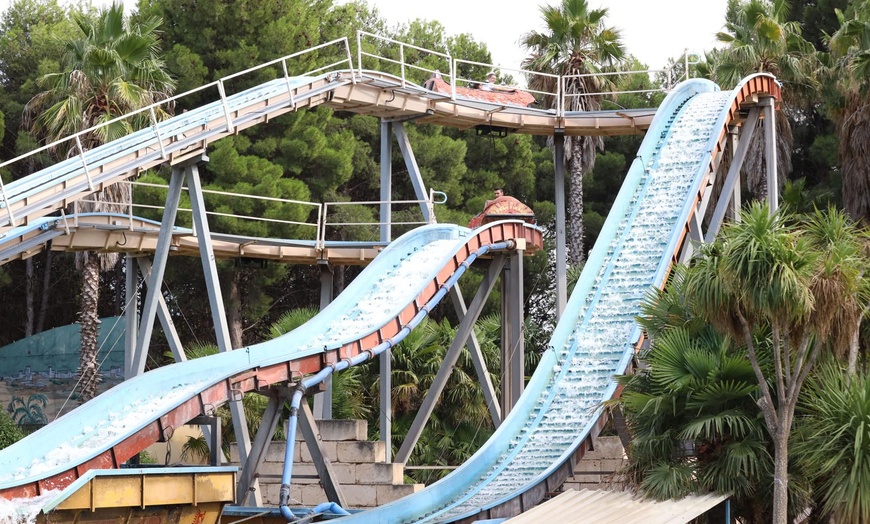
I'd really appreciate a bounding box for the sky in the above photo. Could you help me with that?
[0,0,730,73]
[355,0,730,72]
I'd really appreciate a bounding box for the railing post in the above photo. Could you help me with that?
[281,60,297,107]
[0,175,16,226]
[75,135,95,191]
[217,80,235,134]
[149,107,168,160]
[399,44,406,86]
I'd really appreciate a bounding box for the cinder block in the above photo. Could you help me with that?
[377,483,424,504]
[291,463,321,484]
[336,441,386,463]
[356,462,403,485]
[316,419,368,441]
[300,440,338,462]
[300,484,328,506]
[260,482,282,506]
[592,436,626,458]
[600,459,626,473]
[328,462,357,484]
[258,461,286,478]
[264,441,294,462]
[341,484,378,508]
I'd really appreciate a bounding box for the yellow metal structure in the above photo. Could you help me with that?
[37,467,236,524]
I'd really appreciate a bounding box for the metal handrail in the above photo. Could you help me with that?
[357,31,453,87]
[0,38,354,224]
[75,182,445,248]
[318,196,444,250]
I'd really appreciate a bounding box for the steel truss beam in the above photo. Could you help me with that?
[129,156,258,502]
[394,255,506,466]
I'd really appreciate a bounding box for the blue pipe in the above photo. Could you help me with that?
[278,240,512,520]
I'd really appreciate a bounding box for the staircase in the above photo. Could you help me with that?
[231,419,424,508]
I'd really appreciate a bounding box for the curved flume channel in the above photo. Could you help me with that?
[0,221,541,508]
[339,75,779,523]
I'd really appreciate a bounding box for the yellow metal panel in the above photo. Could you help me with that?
[93,476,144,508]
[194,473,236,504]
[54,481,92,510]
[143,474,194,506]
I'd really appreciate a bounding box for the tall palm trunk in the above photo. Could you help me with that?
[567,146,586,265]
[228,270,244,349]
[79,251,102,402]
[25,258,35,337]
[840,97,870,223]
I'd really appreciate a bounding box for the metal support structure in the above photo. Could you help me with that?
[553,129,567,319]
[449,260,504,428]
[133,166,185,375]
[188,415,222,467]
[764,96,779,212]
[393,122,431,222]
[500,249,525,416]
[705,108,760,243]
[394,256,505,466]
[727,126,742,222]
[186,159,257,503]
[298,400,347,506]
[237,390,287,505]
[379,119,393,462]
[137,258,185,364]
[124,255,138,379]
[380,120,393,243]
[314,263,334,420]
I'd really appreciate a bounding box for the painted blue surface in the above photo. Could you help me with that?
[331,78,742,523]
[0,222,480,490]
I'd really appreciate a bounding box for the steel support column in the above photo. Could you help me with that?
[394,256,505,465]
[764,97,779,212]
[186,160,257,502]
[705,108,760,243]
[298,400,347,506]
[314,263,334,420]
[553,129,567,319]
[727,126,742,222]
[380,119,392,243]
[137,258,185,364]
[237,390,286,505]
[449,263,503,428]
[500,248,524,416]
[124,255,138,379]
[133,166,185,375]
[393,122,430,222]
[379,119,392,462]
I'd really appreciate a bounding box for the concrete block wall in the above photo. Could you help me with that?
[230,419,424,508]
[560,436,628,492]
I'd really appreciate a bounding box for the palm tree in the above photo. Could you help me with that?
[684,203,868,524]
[24,3,175,402]
[619,266,777,521]
[829,3,870,224]
[795,361,870,523]
[712,0,820,199]
[521,0,625,265]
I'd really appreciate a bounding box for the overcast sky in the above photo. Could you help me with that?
[0,0,729,73]
[353,0,729,72]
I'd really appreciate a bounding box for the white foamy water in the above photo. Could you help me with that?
[305,239,458,349]
[417,90,733,522]
[0,234,461,500]
[0,490,60,524]
[0,381,208,484]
